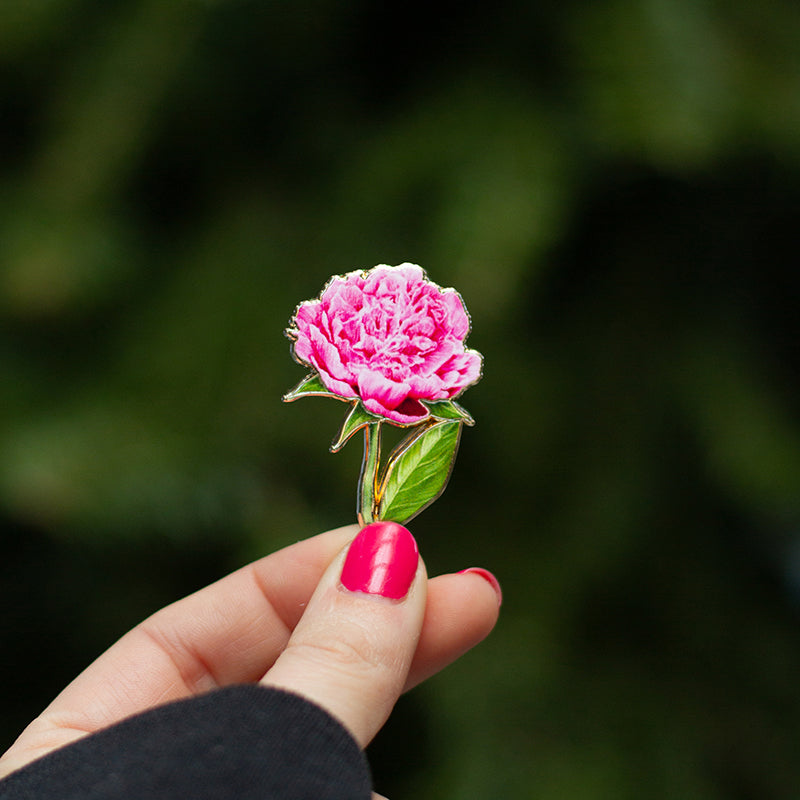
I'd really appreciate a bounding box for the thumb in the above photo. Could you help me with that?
[261,521,425,747]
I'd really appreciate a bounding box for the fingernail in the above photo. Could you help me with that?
[459,567,503,606]
[341,522,419,599]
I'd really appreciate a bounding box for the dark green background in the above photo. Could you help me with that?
[2,1,800,797]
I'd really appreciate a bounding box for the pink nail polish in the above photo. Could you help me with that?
[459,567,503,606]
[341,522,419,599]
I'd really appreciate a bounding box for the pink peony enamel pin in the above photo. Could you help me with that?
[284,263,482,525]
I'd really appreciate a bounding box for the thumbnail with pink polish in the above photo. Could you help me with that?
[341,522,418,599]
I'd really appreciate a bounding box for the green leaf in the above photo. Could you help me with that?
[423,399,475,426]
[282,373,343,402]
[377,421,462,523]
[331,403,380,452]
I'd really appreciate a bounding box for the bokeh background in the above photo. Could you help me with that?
[2,1,800,797]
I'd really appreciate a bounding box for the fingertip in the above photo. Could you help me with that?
[404,569,500,689]
[458,567,503,607]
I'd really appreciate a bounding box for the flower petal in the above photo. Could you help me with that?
[317,371,357,399]
[407,372,448,401]
[438,350,483,396]
[308,326,351,382]
[441,290,470,340]
[382,398,430,424]
[357,368,411,411]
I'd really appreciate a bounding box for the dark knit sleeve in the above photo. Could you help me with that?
[0,685,372,800]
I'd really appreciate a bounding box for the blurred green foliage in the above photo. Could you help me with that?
[2,1,800,797]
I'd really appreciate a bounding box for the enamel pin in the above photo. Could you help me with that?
[284,263,482,525]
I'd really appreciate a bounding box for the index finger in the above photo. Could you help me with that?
[1,523,499,778]
[0,524,358,775]
[53,525,362,725]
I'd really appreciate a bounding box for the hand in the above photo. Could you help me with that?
[0,522,501,795]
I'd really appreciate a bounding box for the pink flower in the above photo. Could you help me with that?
[287,263,482,424]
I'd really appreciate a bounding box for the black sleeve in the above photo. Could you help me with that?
[0,685,372,800]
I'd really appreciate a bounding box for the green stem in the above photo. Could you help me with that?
[357,421,381,525]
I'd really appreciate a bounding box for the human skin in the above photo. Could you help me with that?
[0,522,501,797]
